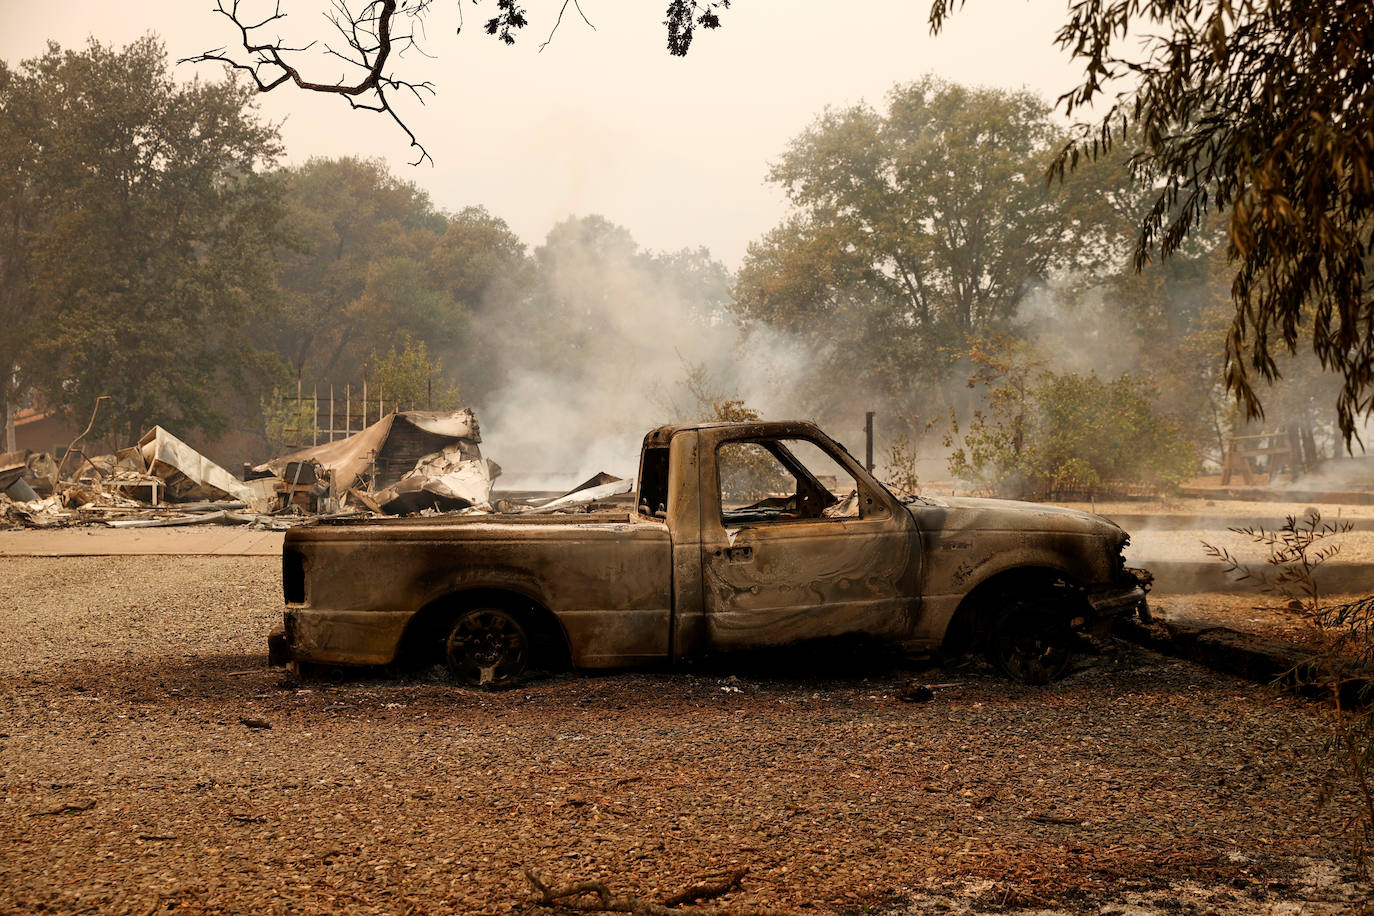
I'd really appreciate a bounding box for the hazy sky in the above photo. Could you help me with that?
[1,1,1081,268]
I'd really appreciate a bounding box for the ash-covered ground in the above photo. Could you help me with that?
[0,555,1367,915]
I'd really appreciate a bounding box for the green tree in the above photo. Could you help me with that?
[0,59,42,450]
[2,37,286,445]
[734,77,1134,411]
[366,337,462,411]
[426,205,534,405]
[267,157,453,384]
[1049,229,1237,464]
[930,0,1374,443]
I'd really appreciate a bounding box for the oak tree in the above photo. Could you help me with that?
[734,77,1131,408]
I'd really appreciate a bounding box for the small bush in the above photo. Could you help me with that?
[949,369,1197,499]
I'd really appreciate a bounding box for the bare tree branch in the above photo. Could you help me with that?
[181,0,438,165]
[538,0,597,52]
[183,1,732,163]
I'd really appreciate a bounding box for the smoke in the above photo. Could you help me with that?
[461,225,1368,496]
[1013,284,1142,379]
[464,217,826,491]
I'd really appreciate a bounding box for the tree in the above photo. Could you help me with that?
[930,0,1374,444]
[266,157,453,384]
[1103,248,1237,462]
[186,0,732,164]
[366,336,462,409]
[2,37,286,445]
[517,214,730,379]
[0,59,43,450]
[733,77,1132,412]
[426,205,534,404]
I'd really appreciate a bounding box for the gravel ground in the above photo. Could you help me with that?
[1,556,1370,915]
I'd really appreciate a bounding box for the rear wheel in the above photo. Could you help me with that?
[445,607,528,687]
[984,598,1075,685]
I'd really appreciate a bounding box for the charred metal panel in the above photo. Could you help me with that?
[291,609,414,665]
[906,497,1126,644]
[372,414,479,489]
[285,515,671,667]
[701,519,916,647]
[695,425,921,650]
[667,431,708,660]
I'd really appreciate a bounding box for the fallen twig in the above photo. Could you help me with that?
[662,869,748,907]
[523,867,782,915]
[29,799,97,817]
[1024,813,1083,825]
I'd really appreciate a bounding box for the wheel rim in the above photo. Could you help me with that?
[445,608,527,687]
[991,607,1073,685]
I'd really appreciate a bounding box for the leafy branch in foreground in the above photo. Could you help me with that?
[1201,510,1354,616]
[930,0,1374,445]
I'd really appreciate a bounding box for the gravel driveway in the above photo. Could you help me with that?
[0,556,1365,915]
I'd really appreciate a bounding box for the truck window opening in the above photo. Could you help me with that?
[717,438,861,524]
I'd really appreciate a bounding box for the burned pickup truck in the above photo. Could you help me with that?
[271,421,1149,685]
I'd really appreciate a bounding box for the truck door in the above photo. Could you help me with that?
[699,430,920,649]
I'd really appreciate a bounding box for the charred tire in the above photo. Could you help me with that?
[445,607,529,688]
[983,598,1075,685]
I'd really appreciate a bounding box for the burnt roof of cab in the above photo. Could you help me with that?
[640,420,825,448]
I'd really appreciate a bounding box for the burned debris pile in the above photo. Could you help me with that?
[1,426,279,530]
[255,408,500,515]
[1,408,628,530]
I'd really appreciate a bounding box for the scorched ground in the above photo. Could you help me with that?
[0,555,1363,915]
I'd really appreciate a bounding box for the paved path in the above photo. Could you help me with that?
[0,526,284,556]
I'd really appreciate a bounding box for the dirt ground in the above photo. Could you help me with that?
[1,555,1369,915]
[1054,496,1374,652]
[1150,591,1371,653]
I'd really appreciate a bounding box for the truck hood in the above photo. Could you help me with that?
[906,495,1126,544]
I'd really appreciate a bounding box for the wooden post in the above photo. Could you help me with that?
[345,383,351,438]
[329,384,335,442]
[312,385,319,446]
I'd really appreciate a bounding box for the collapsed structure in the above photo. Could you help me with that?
[254,408,499,515]
[0,407,624,530]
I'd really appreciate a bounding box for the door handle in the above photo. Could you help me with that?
[725,545,753,562]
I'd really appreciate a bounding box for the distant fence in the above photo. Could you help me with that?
[1220,430,1303,485]
[279,379,433,450]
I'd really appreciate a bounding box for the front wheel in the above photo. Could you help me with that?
[445,607,528,688]
[984,598,1075,685]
